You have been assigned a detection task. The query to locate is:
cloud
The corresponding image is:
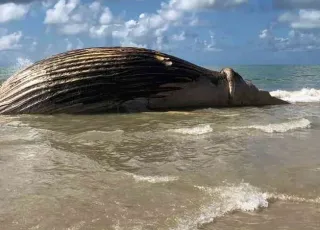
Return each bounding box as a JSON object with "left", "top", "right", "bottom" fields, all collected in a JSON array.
[
  {"left": 44, "top": 0, "right": 79, "bottom": 24},
  {"left": 170, "top": 0, "right": 248, "bottom": 11},
  {"left": 0, "top": 31, "right": 22, "bottom": 51},
  {"left": 44, "top": 0, "right": 108, "bottom": 35},
  {"left": 279, "top": 9, "right": 320, "bottom": 29},
  {"left": 273, "top": 0, "right": 320, "bottom": 10},
  {"left": 102, "top": 0, "right": 247, "bottom": 50},
  {"left": 99, "top": 7, "right": 113, "bottom": 24},
  {"left": 107, "top": 11, "right": 173, "bottom": 50},
  {"left": 0, "top": 2, "right": 29, "bottom": 23},
  {"left": 59, "top": 23, "right": 88, "bottom": 35},
  {"left": 64, "top": 37, "right": 84, "bottom": 51},
  {"left": 42, "top": 0, "right": 246, "bottom": 53},
  {"left": 172, "top": 31, "right": 186, "bottom": 41},
  {"left": 193, "top": 32, "right": 222, "bottom": 52},
  {"left": 259, "top": 28, "right": 320, "bottom": 51}
]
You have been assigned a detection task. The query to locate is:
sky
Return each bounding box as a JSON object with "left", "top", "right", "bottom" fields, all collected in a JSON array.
[{"left": 1, "top": 0, "right": 320, "bottom": 66}]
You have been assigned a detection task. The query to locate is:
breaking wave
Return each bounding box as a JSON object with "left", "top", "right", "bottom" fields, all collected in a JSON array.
[
  {"left": 127, "top": 173, "right": 178, "bottom": 183},
  {"left": 173, "top": 182, "right": 320, "bottom": 230},
  {"left": 270, "top": 88, "right": 320, "bottom": 103},
  {"left": 70, "top": 130, "right": 124, "bottom": 144},
  {"left": 231, "top": 118, "right": 311, "bottom": 133},
  {"left": 169, "top": 124, "right": 213, "bottom": 135}
]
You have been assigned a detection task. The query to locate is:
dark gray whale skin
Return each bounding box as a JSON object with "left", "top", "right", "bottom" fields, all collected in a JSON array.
[{"left": 0, "top": 47, "right": 288, "bottom": 114}]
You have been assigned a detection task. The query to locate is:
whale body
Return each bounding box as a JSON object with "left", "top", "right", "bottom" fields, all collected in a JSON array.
[{"left": 0, "top": 47, "right": 288, "bottom": 114}]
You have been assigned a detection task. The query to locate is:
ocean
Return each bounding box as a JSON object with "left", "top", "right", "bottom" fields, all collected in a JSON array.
[{"left": 0, "top": 64, "right": 320, "bottom": 230}]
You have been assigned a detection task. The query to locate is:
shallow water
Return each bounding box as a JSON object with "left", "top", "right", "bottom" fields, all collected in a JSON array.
[{"left": 0, "top": 65, "right": 320, "bottom": 229}]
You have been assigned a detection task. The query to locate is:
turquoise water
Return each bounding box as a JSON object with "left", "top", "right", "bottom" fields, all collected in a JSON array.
[
  {"left": 0, "top": 67, "right": 15, "bottom": 82},
  {"left": 235, "top": 65, "right": 320, "bottom": 91},
  {"left": 0, "top": 65, "right": 320, "bottom": 230}
]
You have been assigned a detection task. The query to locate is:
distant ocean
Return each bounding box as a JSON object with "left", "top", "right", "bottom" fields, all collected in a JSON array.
[{"left": 1, "top": 61, "right": 320, "bottom": 229}]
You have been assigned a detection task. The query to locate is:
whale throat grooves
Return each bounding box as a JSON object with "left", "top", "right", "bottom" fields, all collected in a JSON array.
[{"left": 0, "top": 47, "right": 214, "bottom": 114}]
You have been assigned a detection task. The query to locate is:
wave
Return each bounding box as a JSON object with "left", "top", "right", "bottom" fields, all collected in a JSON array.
[
  {"left": 267, "top": 193, "right": 320, "bottom": 204},
  {"left": 127, "top": 173, "right": 178, "bottom": 183},
  {"left": 217, "top": 113, "right": 240, "bottom": 117},
  {"left": 173, "top": 182, "right": 320, "bottom": 230},
  {"left": 270, "top": 88, "right": 320, "bottom": 103},
  {"left": 169, "top": 124, "right": 213, "bottom": 135},
  {"left": 70, "top": 130, "right": 124, "bottom": 144},
  {"left": 231, "top": 118, "right": 311, "bottom": 133}
]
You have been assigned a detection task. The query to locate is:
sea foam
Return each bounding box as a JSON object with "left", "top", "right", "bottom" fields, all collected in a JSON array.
[
  {"left": 169, "top": 124, "right": 213, "bottom": 135},
  {"left": 127, "top": 173, "right": 178, "bottom": 183},
  {"left": 173, "top": 183, "right": 268, "bottom": 230},
  {"left": 70, "top": 130, "right": 124, "bottom": 144},
  {"left": 270, "top": 88, "right": 320, "bottom": 103},
  {"left": 231, "top": 118, "right": 311, "bottom": 133},
  {"left": 173, "top": 182, "right": 320, "bottom": 230}
]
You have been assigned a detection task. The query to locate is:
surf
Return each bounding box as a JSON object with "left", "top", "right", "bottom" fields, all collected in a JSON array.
[{"left": 271, "top": 88, "right": 320, "bottom": 103}]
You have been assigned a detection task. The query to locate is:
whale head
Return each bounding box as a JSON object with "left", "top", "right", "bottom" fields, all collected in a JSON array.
[{"left": 219, "top": 68, "right": 289, "bottom": 106}]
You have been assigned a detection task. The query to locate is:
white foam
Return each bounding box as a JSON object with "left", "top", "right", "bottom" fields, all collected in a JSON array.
[
  {"left": 127, "top": 173, "right": 178, "bottom": 183},
  {"left": 218, "top": 114, "right": 240, "bottom": 117},
  {"left": 231, "top": 118, "right": 311, "bottom": 133},
  {"left": 173, "top": 182, "right": 320, "bottom": 230},
  {"left": 265, "top": 193, "right": 320, "bottom": 204},
  {"left": 173, "top": 183, "right": 268, "bottom": 230},
  {"left": 70, "top": 130, "right": 124, "bottom": 144},
  {"left": 270, "top": 88, "right": 320, "bottom": 103},
  {"left": 169, "top": 124, "right": 213, "bottom": 135}
]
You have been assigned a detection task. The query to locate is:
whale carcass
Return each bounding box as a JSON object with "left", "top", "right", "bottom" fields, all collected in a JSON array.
[{"left": 0, "top": 47, "right": 288, "bottom": 114}]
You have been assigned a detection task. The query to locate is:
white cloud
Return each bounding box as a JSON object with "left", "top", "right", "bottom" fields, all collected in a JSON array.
[
  {"left": 191, "top": 32, "right": 222, "bottom": 52},
  {"left": 59, "top": 23, "right": 88, "bottom": 35},
  {"left": 89, "top": 25, "right": 110, "bottom": 38},
  {"left": 109, "top": 0, "right": 247, "bottom": 50},
  {"left": 172, "top": 31, "right": 186, "bottom": 41},
  {"left": 44, "top": 0, "right": 245, "bottom": 51},
  {"left": 44, "top": 0, "right": 115, "bottom": 36},
  {"left": 120, "top": 41, "right": 147, "bottom": 48},
  {"left": 0, "top": 31, "right": 22, "bottom": 51},
  {"left": 63, "top": 38, "right": 84, "bottom": 51},
  {"left": 99, "top": 7, "right": 113, "bottom": 24},
  {"left": 259, "top": 29, "right": 270, "bottom": 39},
  {"left": 89, "top": 1, "right": 100, "bottom": 13},
  {"left": 0, "top": 3, "right": 29, "bottom": 23},
  {"left": 259, "top": 28, "right": 320, "bottom": 51},
  {"left": 169, "top": 0, "right": 248, "bottom": 11},
  {"left": 279, "top": 9, "right": 320, "bottom": 29},
  {"left": 204, "top": 33, "right": 222, "bottom": 51},
  {"left": 44, "top": 0, "right": 79, "bottom": 24}
]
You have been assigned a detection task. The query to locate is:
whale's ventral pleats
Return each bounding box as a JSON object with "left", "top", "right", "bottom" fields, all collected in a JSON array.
[{"left": 0, "top": 47, "right": 288, "bottom": 114}]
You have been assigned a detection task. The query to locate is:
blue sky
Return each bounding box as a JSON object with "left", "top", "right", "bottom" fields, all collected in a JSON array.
[{"left": 1, "top": 0, "right": 320, "bottom": 66}]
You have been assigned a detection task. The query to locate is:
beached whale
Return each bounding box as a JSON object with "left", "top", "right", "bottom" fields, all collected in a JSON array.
[{"left": 0, "top": 47, "right": 288, "bottom": 114}]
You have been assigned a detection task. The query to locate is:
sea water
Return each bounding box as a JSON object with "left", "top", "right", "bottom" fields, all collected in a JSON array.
[{"left": 0, "top": 64, "right": 320, "bottom": 229}]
